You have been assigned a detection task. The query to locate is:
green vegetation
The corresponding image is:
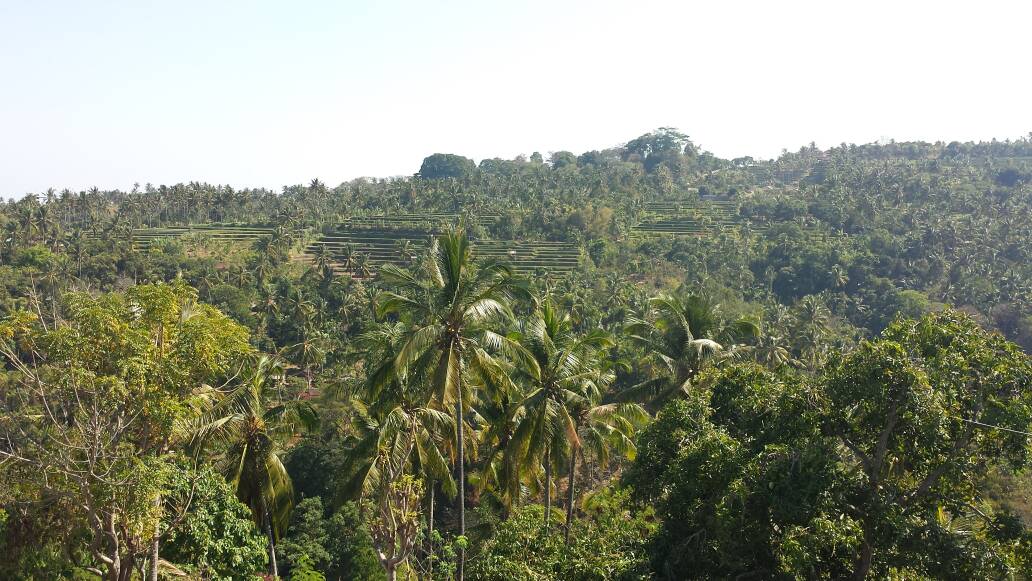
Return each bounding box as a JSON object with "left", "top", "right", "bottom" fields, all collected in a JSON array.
[
  {"left": 2, "top": 130, "right": 1032, "bottom": 579},
  {"left": 306, "top": 227, "right": 580, "bottom": 277},
  {"left": 126, "top": 225, "right": 274, "bottom": 252}
]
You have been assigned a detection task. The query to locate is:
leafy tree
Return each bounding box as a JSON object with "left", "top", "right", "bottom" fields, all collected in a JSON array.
[
  {"left": 290, "top": 554, "right": 327, "bottom": 581},
  {"left": 627, "top": 311, "right": 1032, "bottom": 580},
  {"left": 624, "top": 366, "right": 858, "bottom": 579},
  {"left": 278, "top": 497, "right": 333, "bottom": 574},
  {"left": 277, "top": 497, "right": 383, "bottom": 581},
  {"left": 549, "top": 151, "right": 578, "bottom": 170},
  {"left": 468, "top": 491, "right": 654, "bottom": 581},
  {"left": 624, "top": 128, "right": 693, "bottom": 172},
  {"left": 0, "top": 282, "right": 252, "bottom": 581},
  {"left": 418, "top": 154, "right": 477, "bottom": 180},
  {"left": 323, "top": 503, "right": 385, "bottom": 581},
  {"left": 822, "top": 309, "right": 1032, "bottom": 578},
  {"left": 161, "top": 462, "right": 268, "bottom": 580}
]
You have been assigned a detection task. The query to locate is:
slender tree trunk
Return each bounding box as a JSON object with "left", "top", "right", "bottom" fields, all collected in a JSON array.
[
  {"left": 544, "top": 445, "right": 552, "bottom": 533},
  {"left": 386, "top": 563, "right": 397, "bottom": 581},
  {"left": 427, "top": 483, "right": 435, "bottom": 579},
  {"left": 148, "top": 494, "right": 161, "bottom": 581},
  {"left": 455, "top": 389, "right": 466, "bottom": 581},
  {"left": 564, "top": 450, "right": 577, "bottom": 545},
  {"left": 852, "top": 521, "right": 874, "bottom": 580},
  {"left": 265, "top": 507, "right": 279, "bottom": 578}
]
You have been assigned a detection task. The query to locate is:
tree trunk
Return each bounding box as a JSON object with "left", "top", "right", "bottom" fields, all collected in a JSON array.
[
  {"left": 455, "top": 390, "right": 466, "bottom": 581},
  {"left": 427, "top": 483, "right": 435, "bottom": 579},
  {"left": 851, "top": 521, "right": 874, "bottom": 580},
  {"left": 148, "top": 494, "right": 161, "bottom": 581},
  {"left": 544, "top": 445, "right": 552, "bottom": 533},
  {"left": 386, "top": 563, "right": 397, "bottom": 581},
  {"left": 265, "top": 507, "right": 279, "bottom": 578},
  {"left": 564, "top": 450, "right": 577, "bottom": 546},
  {"left": 117, "top": 558, "right": 135, "bottom": 581}
]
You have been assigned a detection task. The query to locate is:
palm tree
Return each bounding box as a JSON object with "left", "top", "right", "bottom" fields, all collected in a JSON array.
[
  {"left": 394, "top": 239, "right": 416, "bottom": 265},
  {"left": 625, "top": 293, "right": 759, "bottom": 407},
  {"left": 349, "top": 321, "right": 457, "bottom": 580},
  {"left": 793, "top": 294, "right": 831, "bottom": 370},
  {"left": 312, "top": 244, "right": 335, "bottom": 284},
  {"left": 286, "top": 288, "right": 316, "bottom": 329},
  {"left": 563, "top": 363, "right": 647, "bottom": 545},
  {"left": 505, "top": 301, "right": 612, "bottom": 531},
  {"left": 830, "top": 264, "right": 849, "bottom": 288},
  {"left": 286, "top": 327, "right": 329, "bottom": 394},
  {"left": 355, "top": 253, "right": 374, "bottom": 279},
  {"left": 375, "top": 228, "right": 529, "bottom": 580},
  {"left": 339, "top": 243, "right": 357, "bottom": 272},
  {"left": 254, "top": 284, "right": 280, "bottom": 340},
  {"left": 753, "top": 332, "right": 794, "bottom": 368},
  {"left": 193, "top": 356, "right": 317, "bottom": 578}
]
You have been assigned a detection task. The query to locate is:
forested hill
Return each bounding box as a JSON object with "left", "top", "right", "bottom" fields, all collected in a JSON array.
[
  {"left": 2, "top": 130, "right": 1032, "bottom": 580},
  {"left": 4, "top": 129, "right": 1031, "bottom": 350}
]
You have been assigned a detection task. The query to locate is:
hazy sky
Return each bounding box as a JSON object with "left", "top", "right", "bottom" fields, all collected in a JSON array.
[{"left": 2, "top": 0, "right": 1030, "bottom": 197}]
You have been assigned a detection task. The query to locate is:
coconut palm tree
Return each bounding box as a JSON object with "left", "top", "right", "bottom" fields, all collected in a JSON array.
[
  {"left": 354, "top": 320, "right": 459, "bottom": 485},
  {"left": 625, "top": 292, "right": 759, "bottom": 407},
  {"left": 355, "top": 253, "right": 374, "bottom": 279},
  {"left": 793, "top": 294, "right": 831, "bottom": 370},
  {"left": 374, "top": 228, "right": 529, "bottom": 580},
  {"left": 339, "top": 243, "right": 358, "bottom": 272},
  {"left": 285, "top": 327, "right": 329, "bottom": 394},
  {"left": 754, "top": 332, "right": 794, "bottom": 369},
  {"left": 192, "top": 355, "right": 317, "bottom": 579},
  {"left": 563, "top": 362, "right": 647, "bottom": 545},
  {"left": 346, "top": 322, "right": 458, "bottom": 580},
  {"left": 504, "top": 301, "right": 612, "bottom": 530},
  {"left": 312, "top": 244, "right": 336, "bottom": 284},
  {"left": 830, "top": 264, "right": 849, "bottom": 288}
]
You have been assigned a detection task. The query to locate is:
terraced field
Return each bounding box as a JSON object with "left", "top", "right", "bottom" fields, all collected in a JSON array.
[
  {"left": 633, "top": 201, "right": 743, "bottom": 235},
  {"left": 341, "top": 213, "right": 498, "bottom": 231},
  {"left": 305, "top": 228, "right": 579, "bottom": 277},
  {"left": 122, "top": 225, "right": 274, "bottom": 251},
  {"left": 633, "top": 200, "right": 842, "bottom": 242}
]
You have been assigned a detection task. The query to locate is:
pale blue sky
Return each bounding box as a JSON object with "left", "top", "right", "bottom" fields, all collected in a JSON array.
[{"left": 1, "top": 0, "right": 1030, "bottom": 197}]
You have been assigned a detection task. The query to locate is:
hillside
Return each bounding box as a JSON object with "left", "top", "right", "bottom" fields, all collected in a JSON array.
[{"left": 2, "top": 130, "right": 1032, "bottom": 579}]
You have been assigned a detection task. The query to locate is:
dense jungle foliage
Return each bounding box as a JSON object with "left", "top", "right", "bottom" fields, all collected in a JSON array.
[{"left": 2, "top": 129, "right": 1032, "bottom": 580}]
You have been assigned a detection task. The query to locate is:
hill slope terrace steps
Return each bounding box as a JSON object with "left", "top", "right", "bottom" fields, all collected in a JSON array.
[
  {"left": 85, "top": 224, "right": 275, "bottom": 251},
  {"left": 632, "top": 200, "right": 841, "bottom": 242},
  {"left": 303, "top": 230, "right": 580, "bottom": 278}
]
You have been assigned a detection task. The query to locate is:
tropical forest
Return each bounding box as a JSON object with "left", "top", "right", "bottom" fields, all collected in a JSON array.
[{"left": 2, "top": 130, "right": 1032, "bottom": 580}]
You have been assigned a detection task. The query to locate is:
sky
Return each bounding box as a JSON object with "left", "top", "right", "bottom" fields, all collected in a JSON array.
[{"left": 1, "top": 0, "right": 1030, "bottom": 197}]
